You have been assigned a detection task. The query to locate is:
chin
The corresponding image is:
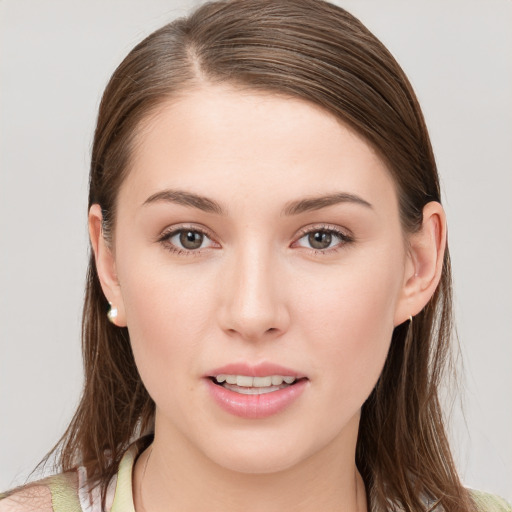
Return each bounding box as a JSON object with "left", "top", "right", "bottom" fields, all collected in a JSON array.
[
  {"left": 208, "top": 443, "right": 305, "bottom": 475},
  {"left": 196, "top": 425, "right": 328, "bottom": 476}
]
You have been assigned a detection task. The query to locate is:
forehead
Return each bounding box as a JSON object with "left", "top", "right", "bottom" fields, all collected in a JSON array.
[{"left": 119, "top": 84, "right": 398, "bottom": 216}]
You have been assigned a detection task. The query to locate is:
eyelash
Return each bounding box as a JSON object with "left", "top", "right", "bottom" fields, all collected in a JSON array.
[{"left": 157, "top": 224, "right": 353, "bottom": 257}]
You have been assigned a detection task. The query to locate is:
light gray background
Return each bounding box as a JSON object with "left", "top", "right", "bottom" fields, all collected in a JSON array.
[{"left": 1, "top": 0, "right": 511, "bottom": 500}]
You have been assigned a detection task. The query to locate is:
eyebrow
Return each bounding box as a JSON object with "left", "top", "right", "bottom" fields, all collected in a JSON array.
[
  {"left": 282, "top": 192, "right": 373, "bottom": 216},
  {"left": 142, "top": 189, "right": 373, "bottom": 216},
  {"left": 143, "top": 189, "right": 226, "bottom": 215}
]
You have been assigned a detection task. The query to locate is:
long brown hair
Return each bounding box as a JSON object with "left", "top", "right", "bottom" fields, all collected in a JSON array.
[{"left": 48, "top": 1, "right": 474, "bottom": 510}]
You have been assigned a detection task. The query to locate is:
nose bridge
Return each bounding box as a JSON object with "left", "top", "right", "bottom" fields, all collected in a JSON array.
[{"left": 219, "top": 238, "right": 288, "bottom": 340}]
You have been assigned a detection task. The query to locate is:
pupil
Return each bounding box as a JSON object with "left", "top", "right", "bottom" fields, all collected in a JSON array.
[
  {"left": 180, "top": 231, "right": 203, "bottom": 249},
  {"left": 309, "top": 231, "right": 331, "bottom": 249}
]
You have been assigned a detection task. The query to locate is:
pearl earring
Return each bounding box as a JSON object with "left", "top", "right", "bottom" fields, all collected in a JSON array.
[{"left": 107, "top": 302, "right": 118, "bottom": 324}]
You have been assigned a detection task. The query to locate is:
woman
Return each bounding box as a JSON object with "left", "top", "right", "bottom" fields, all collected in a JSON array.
[{"left": 1, "top": 0, "right": 510, "bottom": 510}]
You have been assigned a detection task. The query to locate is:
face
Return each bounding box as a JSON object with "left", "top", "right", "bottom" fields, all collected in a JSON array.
[{"left": 102, "top": 85, "right": 415, "bottom": 473}]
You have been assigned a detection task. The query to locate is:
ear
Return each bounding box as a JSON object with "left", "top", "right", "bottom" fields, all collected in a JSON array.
[
  {"left": 88, "top": 204, "right": 127, "bottom": 327},
  {"left": 394, "top": 201, "right": 447, "bottom": 326}
]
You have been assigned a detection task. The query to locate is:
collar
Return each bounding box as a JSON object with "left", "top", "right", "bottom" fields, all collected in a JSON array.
[{"left": 109, "top": 445, "right": 138, "bottom": 512}]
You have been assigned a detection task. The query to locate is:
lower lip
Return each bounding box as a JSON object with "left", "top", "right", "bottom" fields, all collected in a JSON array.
[{"left": 205, "top": 378, "right": 308, "bottom": 419}]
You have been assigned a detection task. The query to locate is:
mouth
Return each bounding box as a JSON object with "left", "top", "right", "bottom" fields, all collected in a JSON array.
[
  {"left": 205, "top": 365, "right": 308, "bottom": 418},
  {"left": 209, "top": 374, "right": 305, "bottom": 395}
]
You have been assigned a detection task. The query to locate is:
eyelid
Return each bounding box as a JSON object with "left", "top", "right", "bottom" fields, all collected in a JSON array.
[
  {"left": 157, "top": 223, "right": 215, "bottom": 240},
  {"left": 294, "top": 223, "right": 352, "bottom": 239}
]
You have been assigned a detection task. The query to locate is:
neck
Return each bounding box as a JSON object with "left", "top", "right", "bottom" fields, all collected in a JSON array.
[{"left": 133, "top": 415, "right": 367, "bottom": 512}]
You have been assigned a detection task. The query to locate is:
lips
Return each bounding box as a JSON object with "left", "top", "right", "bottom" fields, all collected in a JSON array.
[
  {"left": 205, "top": 362, "right": 308, "bottom": 419},
  {"left": 207, "top": 362, "right": 306, "bottom": 379}
]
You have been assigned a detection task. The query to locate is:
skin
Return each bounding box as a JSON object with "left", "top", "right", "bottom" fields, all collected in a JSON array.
[{"left": 89, "top": 85, "right": 446, "bottom": 512}]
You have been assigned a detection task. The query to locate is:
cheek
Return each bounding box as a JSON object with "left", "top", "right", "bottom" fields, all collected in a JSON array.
[
  {"left": 117, "top": 260, "right": 217, "bottom": 403},
  {"left": 295, "top": 252, "right": 403, "bottom": 399}
]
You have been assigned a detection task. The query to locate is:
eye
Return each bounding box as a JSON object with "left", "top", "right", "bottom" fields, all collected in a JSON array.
[
  {"left": 159, "top": 227, "right": 217, "bottom": 254},
  {"left": 293, "top": 226, "right": 352, "bottom": 252}
]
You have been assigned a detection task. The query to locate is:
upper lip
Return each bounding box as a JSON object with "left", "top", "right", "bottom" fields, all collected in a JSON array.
[{"left": 207, "top": 362, "right": 306, "bottom": 379}]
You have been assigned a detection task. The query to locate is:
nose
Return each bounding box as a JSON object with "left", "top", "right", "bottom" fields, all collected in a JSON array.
[{"left": 217, "top": 243, "right": 290, "bottom": 342}]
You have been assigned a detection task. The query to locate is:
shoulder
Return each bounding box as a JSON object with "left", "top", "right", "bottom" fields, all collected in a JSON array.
[
  {"left": 470, "top": 489, "right": 512, "bottom": 512},
  {"left": 0, "top": 472, "right": 81, "bottom": 512},
  {"left": 0, "top": 484, "right": 53, "bottom": 512}
]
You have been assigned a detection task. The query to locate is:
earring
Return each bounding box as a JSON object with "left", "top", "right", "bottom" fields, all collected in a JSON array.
[
  {"left": 404, "top": 315, "right": 414, "bottom": 350},
  {"left": 107, "top": 302, "right": 118, "bottom": 324}
]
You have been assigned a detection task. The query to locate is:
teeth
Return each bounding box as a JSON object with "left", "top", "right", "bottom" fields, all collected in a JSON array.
[
  {"left": 214, "top": 374, "right": 297, "bottom": 387},
  {"left": 253, "top": 376, "right": 272, "bottom": 387},
  {"left": 236, "top": 375, "right": 253, "bottom": 387},
  {"left": 271, "top": 375, "right": 282, "bottom": 386}
]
